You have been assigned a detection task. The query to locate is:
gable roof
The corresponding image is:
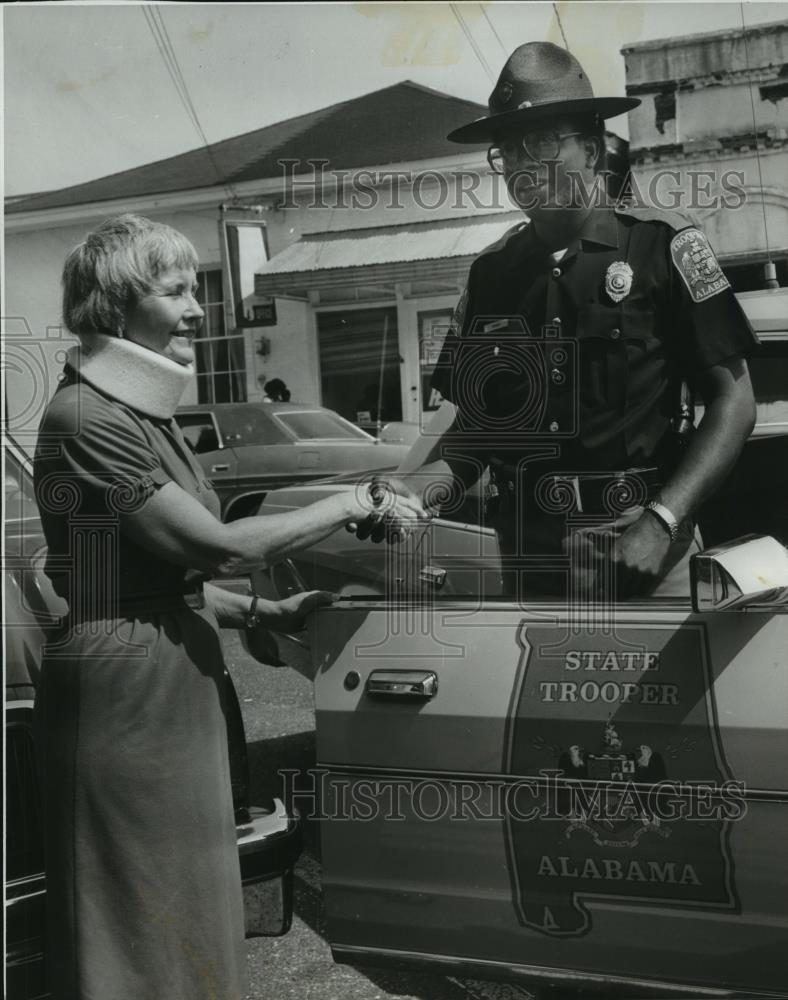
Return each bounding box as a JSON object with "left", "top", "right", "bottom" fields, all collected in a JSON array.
[{"left": 7, "top": 82, "right": 487, "bottom": 215}]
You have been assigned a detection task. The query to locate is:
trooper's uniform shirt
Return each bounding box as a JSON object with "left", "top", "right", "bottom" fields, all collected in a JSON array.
[{"left": 432, "top": 204, "right": 759, "bottom": 476}]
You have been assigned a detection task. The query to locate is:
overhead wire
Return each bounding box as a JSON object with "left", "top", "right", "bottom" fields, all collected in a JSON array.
[
  {"left": 141, "top": 8, "right": 199, "bottom": 140},
  {"left": 480, "top": 4, "right": 508, "bottom": 59},
  {"left": 552, "top": 3, "right": 570, "bottom": 50},
  {"left": 739, "top": 2, "right": 775, "bottom": 285},
  {"left": 141, "top": 5, "right": 238, "bottom": 201},
  {"left": 451, "top": 3, "right": 496, "bottom": 83}
]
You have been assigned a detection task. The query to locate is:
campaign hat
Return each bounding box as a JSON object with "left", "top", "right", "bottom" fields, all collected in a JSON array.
[{"left": 448, "top": 42, "right": 640, "bottom": 143}]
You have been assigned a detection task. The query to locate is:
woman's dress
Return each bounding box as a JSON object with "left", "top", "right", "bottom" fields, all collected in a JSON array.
[{"left": 33, "top": 370, "right": 247, "bottom": 1000}]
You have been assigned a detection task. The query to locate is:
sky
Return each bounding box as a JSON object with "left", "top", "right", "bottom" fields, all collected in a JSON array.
[{"left": 3, "top": 1, "right": 787, "bottom": 198}]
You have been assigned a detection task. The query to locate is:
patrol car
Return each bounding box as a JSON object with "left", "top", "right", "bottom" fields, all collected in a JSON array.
[{"left": 254, "top": 287, "right": 788, "bottom": 997}]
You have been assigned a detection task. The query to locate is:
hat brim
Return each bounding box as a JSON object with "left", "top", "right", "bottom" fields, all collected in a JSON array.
[{"left": 447, "top": 97, "right": 640, "bottom": 144}]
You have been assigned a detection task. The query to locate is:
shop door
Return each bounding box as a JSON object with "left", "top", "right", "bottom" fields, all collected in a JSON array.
[{"left": 317, "top": 307, "right": 401, "bottom": 432}]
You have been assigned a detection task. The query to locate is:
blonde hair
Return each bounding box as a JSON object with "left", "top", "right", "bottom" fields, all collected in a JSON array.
[{"left": 62, "top": 214, "right": 199, "bottom": 337}]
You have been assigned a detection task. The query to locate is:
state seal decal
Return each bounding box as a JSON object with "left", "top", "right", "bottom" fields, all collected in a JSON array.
[{"left": 605, "top": 261, "right": 633, "bottom": 303}]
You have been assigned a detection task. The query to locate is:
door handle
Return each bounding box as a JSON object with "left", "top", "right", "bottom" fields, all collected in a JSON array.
[
  {"left": 366, "top": 670, "right": 438, "bottom": 700},
  {"left": 211, "top": 464, "right": 230, "bottom": 472}
]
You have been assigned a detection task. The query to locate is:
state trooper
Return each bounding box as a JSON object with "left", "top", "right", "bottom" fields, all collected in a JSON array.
[{"left": 418, "top": 42, "right": 759, "bottom": 600}]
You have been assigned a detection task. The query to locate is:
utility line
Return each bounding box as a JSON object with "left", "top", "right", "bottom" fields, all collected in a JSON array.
[
  {"left": 552, "top": 3, "right": 570, "bottom": 50},
  {"left": 451, "top": 3, "right": 496, "bottom": 83},
  {"left": 739, "top": 2, "right": 774, "bottom": 283},
  {"left": 480, "top": 3, "right": 508, "bottom": 59},
  {"left": 142, "top": 8, "right": 199, "bottom": 140},
  {"left": 141, "top": 5, "right": 238, "bottom": 201}
]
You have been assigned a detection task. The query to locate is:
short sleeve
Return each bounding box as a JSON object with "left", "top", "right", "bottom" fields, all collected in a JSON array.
[
  {"left": 668, "top": 226, "right": 760, "bottom": 374},
  {"left": 35, "top": 385, "right": 172, "bottom": 520}
]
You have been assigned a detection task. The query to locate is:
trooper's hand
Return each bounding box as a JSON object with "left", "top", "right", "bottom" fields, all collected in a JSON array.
[
  {"left": 567, "top": 508, "right": 671, "bottom": 599},
  {"left": 347, "top": 475, "right": 430, "bottom": 544},
  {"left": 609, "top": 509, "right": 672, "bottom": 597}
]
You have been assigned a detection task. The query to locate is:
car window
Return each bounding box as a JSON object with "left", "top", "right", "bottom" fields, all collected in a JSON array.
[
  {"left": 749, "top": 343, "right": 788, "bottom": 432},
  {"left": 273, "top": 410, "right": 372, "bottom": 441},
  {"left": 174, "top": 414, "right": 221, "bottom": 454},
  {"left": 213, "top": 405, "right": 286, "bottom": 446}
]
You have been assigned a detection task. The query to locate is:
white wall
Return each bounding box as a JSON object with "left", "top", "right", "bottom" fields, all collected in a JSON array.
[
  {"left": 396, "top": 291, "right": 459, "bottom": 424},
  {"left": 632, "top": 148, "right": 788, "bottom": 258},
  {"left": 4, "top": 154, "right": 506, "bottom": 445},
  {"left": 5, "top": 207, "right": 277, "bottom": 440}
]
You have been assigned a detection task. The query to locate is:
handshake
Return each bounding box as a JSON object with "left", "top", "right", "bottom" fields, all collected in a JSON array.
[{"left": 346, "top": 475, "right": 433, "bottom": 544}]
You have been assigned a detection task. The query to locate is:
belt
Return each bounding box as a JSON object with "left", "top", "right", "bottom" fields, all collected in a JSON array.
[{"left": 488, "top": 464, "right": 667, "bottom": 517}]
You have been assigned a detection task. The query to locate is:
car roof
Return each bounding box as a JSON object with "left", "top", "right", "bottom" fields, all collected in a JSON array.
[{"left": 737, "top": 287, "right": 788, "bottom": 341}]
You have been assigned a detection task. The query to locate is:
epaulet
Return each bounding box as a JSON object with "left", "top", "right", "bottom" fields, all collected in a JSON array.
[
  {"left": 614, "top": 201, "right": 697, "bottom": 232},
  {"left": 476, "top": 218, "right": 529, "bottom": 258}
]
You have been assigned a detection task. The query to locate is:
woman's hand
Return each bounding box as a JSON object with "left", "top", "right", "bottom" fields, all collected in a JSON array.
[
  {"left": 262, "top": 589, "right": 337, "bottom": 633},
  {"left": 205, "top": 583, "right": 335, "bottom": 631},
  {"left": 235, "top": 590, "right": 336, "bottom": 667},
  {"left": 347, "top": 475, "right": 431, "bottom": 543}
]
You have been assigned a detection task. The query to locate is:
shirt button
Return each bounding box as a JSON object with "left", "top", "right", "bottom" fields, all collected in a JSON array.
[
  {"left": 549, "top": 420, "right": 560, "bottom": 432},
  {"left": 610, "top": 327, "right": 621, "bottom": 340},
  {"left": 551, "top": 267, "right": 561, "bottom": 278}
]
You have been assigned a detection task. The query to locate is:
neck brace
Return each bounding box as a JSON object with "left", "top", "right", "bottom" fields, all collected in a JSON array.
[{"left": 65, "top": 334, "right": 194, "bottom": 420}]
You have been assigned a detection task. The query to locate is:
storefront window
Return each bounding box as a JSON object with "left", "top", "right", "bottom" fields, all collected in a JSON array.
[
  {"left": 317, "top": 306, "right": 402, "bottom": 432},
  {"left": 194, "top": 269, "right": 247, "bottom": 404}
]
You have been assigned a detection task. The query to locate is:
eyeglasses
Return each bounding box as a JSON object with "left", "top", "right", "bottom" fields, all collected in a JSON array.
[{"left": 487, "top": 130, "right": 585, "bottom": 173}]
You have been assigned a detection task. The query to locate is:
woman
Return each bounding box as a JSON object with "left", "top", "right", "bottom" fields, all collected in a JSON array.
[{"left": 33, "top": 214, "right": 426, "bottom": 1000}]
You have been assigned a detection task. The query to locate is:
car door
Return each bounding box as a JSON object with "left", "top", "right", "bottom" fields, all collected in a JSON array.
[
  {"left": 173, "top": 410, "right": 238, "bottom": 510},
  {"left": 307, "top": 526, "right": 788, "bottom": 995},
  {"left": 213, "top": 405, "right": 307, "bottom": 519}
]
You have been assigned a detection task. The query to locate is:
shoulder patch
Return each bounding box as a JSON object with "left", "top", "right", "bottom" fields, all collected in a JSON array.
[{"left": 670, "top": 228, "right": 730, "bottom": 303}]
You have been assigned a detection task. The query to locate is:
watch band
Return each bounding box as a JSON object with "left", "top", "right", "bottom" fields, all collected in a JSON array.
[
  {"left": 245, "top": 595, "right": 261, "bottom": 630},
  {"left": 645, "top": 501, "right": 679, "bottom": 542}
]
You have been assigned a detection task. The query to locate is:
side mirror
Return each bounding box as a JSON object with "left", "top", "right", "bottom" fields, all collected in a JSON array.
[{"left": 691, "top": 534, "right": 788, "bottom": 611}]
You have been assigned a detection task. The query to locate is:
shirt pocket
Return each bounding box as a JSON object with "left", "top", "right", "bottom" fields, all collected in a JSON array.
[{"left": 576, "top": 303, "right": 656, "bottom": 411}]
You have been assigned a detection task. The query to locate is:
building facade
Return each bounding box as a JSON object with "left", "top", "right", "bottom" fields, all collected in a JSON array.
[
  {"left": 623, "top": 20, "right": 788, "bottom": 288},
  {"left": 6, "top": 22, "right": 787, "bottom": 446},
  {"left": 4, "top": 83, "right": 508, "bottom": 442}
]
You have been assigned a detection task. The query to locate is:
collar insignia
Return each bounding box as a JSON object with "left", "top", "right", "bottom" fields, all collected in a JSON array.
[{"left": 496, "top": 81, "right": 513, "bottom": 105}]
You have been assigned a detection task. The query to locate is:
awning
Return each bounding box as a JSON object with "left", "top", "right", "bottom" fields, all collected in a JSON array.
[{"left": 254, "top": 212, "right": 522, "bottom": 298}]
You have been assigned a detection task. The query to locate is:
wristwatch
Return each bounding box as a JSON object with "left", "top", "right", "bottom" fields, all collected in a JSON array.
[
  {"left": 645, "top": 500, "right": 680, "bottom": 542},
  {"left": 245, "top": 595, "right": 263, "bottom": 629}
]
